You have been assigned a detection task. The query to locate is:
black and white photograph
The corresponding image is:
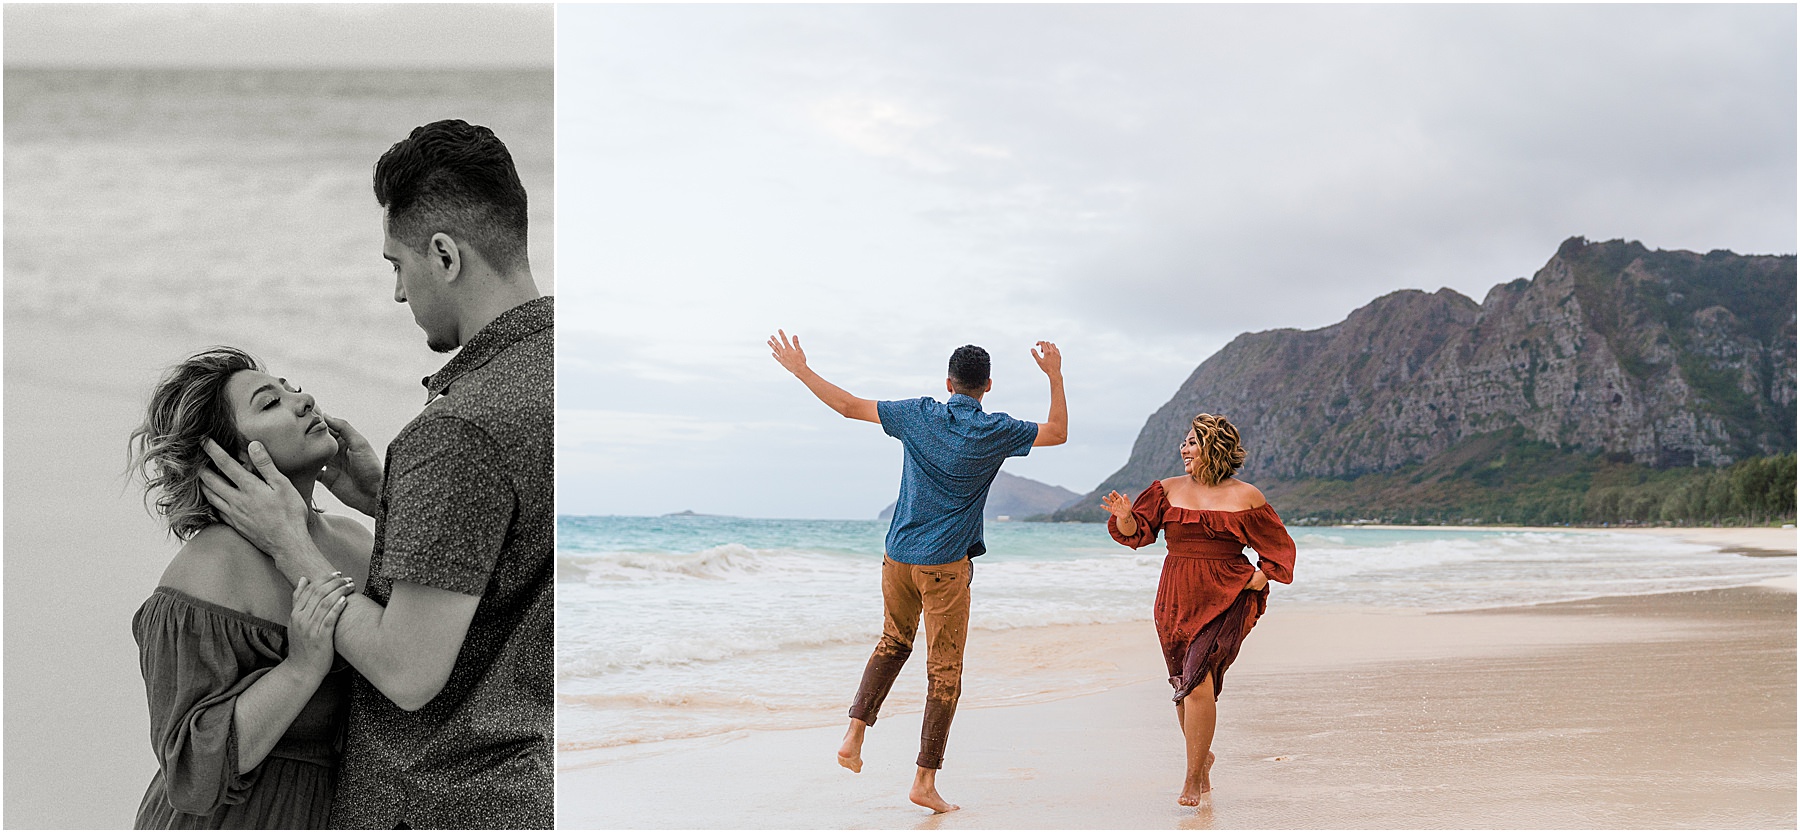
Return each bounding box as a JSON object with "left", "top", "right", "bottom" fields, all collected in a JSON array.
[{"left": 4, "top": 5, "right": 554, "bottom": 828}]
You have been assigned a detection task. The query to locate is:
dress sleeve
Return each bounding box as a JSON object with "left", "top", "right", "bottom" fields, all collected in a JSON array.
[
  {"left": 1107, "top": 481, "right": 1166, "bottom": 549},
  {"left": 133, "top": 594, "right": 269, "bottom": 815},
  {"left": 1244, "top": 504, "right": 1297, "bottom": 584}
]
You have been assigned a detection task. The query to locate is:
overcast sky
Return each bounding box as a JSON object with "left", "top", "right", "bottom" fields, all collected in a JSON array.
[
  {"left": 557, "top": 4, "right": 1796, "bottom": 519},
  {"left": 4, "top": 4, "right": 552, "bottom": 68}
]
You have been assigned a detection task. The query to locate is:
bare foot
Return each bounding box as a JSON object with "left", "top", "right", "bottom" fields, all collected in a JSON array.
[
  {"left": 1177, "top": 752, "right": 1215, "bottom": 806},
  {"left": 911, "top": 767, "right": 960, "bottom": 814},
  {"left": 909, "top": 783, "right": 960, "bottom": 814},
  {"left": 837, "top": 723, "right": 864, "bottom": 773}
]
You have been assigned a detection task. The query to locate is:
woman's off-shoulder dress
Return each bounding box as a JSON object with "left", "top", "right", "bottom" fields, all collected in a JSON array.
[
  {"left": 1108, "top": 480, "right": 1297, "bottom": 702},
  {"left": 132, "top": 587, "right": 348, "bottom": 829}
]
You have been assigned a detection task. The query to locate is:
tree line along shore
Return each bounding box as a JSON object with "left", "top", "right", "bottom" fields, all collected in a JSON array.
[{"left": 1035, "top": 443, "right": 1795, "bottom": 528}]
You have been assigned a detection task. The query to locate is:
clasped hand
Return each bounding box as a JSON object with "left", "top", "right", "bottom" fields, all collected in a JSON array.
[{"left": 287, "top": 573, "right": 356, "bottom": 677}]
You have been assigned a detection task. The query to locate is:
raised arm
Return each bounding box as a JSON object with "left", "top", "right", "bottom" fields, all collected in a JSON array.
[
  {"left": 768, "top": 329, "right": 879, "bottom": 423},
  {"left": 1031, "top": 340, "right": 1067, "bottom": 446}
]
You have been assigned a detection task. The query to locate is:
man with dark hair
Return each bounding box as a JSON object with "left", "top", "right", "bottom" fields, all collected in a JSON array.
[
  {"left": 201, "top": 119, "right": 552, "bottom": 828},
  {"left": 768, "top": 330, "right": 1067, "bottom": 814}
]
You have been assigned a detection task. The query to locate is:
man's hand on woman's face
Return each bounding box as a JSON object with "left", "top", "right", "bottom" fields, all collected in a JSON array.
[
  {"left": 318, "top": 412, "right": 383, "bottom": 518},
  {"left": 197, "top": 438, "right": 312, "bottom": 562}
]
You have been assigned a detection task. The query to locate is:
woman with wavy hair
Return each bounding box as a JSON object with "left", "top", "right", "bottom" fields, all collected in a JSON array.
[
  {"left": 127, "top": 347, "right": 371, "bottom": 829},
  {"left": 1102, "top": 413, "right": 1296, "bottom": 806}
]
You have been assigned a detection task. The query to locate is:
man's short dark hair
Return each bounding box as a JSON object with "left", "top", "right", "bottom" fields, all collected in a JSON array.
[
  {"left": 374, "top": 119, "right": 529, "bottom": 273},
  {"left": 948, "top": 345, "right": 990, "bottom": 394}
]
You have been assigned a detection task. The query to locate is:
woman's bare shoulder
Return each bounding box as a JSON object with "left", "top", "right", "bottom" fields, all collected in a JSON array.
[
  {"left": 318, "top": 513, "right": 374, "bottom": 571},
  {"left": 318, "top": 513, "right": 372, "bottom": 545},
  {"left": 157, "top": 525, "right": 284, "bottom": 615},
  {"left": 1228, "top": 479, "right": 1269, "bottom": 507}
]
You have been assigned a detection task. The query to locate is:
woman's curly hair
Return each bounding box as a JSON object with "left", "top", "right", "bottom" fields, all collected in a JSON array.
[
  {"left": 128, "top": 347, "right": 261, "bottom": 540},
  {"left": 1188, "top": 413, "right": 1246, "bottom": 487}
]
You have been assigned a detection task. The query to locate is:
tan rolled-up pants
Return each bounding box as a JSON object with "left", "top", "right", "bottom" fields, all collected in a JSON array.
[{"left": 846, "top": 555, "right": 972, "bottom": 770}]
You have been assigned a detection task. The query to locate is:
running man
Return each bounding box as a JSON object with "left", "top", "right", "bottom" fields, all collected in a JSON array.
[{"left": 768, "top": 330, "right": 1067, "bottom": 813}]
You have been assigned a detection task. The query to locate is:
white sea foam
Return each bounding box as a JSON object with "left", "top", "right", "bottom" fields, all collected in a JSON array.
[{"left": 557, "top": 517, "right": 1794, "bottom": 747}]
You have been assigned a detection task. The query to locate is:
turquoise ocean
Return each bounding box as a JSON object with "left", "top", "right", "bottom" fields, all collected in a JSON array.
[{"left": 557, "top": 515, "right": 1792, "bottom": 752}]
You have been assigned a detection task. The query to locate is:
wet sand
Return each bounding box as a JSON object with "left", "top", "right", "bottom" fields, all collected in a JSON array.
[
  {"left": 3, "top": 318, "right": 431, "bottom": 828},
  {"left": 1610, "top": 525, "right": 1797, "bottom": 558},
  {"left": 558, "top": 581, "right": 1795, "bottom": 828}
]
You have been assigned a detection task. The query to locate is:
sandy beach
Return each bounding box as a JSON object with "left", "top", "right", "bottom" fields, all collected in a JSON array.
[{"left": 558, "top": 567, "right": 1795, "bottom": 828}]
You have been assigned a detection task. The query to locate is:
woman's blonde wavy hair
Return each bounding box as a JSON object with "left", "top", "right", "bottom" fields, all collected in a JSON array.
[
  {"left": 1187, "top": 413, "right": 1246, "bottom": 487},
  {"left": 127, "top": 347, "right": 261, "bottom": 540}
]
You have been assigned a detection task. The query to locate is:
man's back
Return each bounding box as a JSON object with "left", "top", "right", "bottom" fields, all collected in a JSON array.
[{"left": 878, "top": 393, "right": 1038, "bottom": 565}]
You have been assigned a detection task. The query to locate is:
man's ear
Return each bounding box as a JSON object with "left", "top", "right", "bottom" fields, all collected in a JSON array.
[
  {"left": 946, "top": 377, "right": 956, "bottom": 395},
  {"left": 430, "top": 233, "right": 463, "bottom": 283},
  {"left": 983, "top": 379, "right": 993, "bottom": 394}
]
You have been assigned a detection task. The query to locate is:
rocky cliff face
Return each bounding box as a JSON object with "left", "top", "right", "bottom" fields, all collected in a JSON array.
[{"left": 1064, "top": 239, "right": 1796, "bottom": 514}]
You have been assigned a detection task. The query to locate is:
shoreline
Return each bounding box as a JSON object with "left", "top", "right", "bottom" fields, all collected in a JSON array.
[
  {"left": 557, "top": 580, "right": 1795, "bottom": 828},
  {"left": 1337, "top": 522, "right": 1795, "bottom": 551}
]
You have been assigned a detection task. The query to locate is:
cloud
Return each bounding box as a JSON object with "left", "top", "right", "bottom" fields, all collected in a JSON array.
[
  {"left": 811, "top": 95, "right": 1013, "bottom": 175},
  {"left": 558, "top": 409, "right": 813, "bottom": 449},
  {"left": 556, "top": 3, "right": 1795, "bottom": 515}
]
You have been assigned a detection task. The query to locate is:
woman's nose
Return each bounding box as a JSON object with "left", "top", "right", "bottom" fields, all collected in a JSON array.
[{"left": 297, "top": 392, "right": 316, "bottom": 415}]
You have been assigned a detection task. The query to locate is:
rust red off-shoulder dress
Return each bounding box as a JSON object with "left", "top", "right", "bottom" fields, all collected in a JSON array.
[{"left": 1108, "top": 479, "right": 1296, "bottom": 702}]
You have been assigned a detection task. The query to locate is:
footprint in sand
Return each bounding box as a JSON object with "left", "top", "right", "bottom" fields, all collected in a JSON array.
[{"left": 1262, "top": 754, "right": 1299, "bottom": 762}]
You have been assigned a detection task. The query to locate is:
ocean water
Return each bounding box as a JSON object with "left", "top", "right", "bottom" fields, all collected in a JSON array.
[
  {"left": 4, "top": 68, "right": 554, "bottom": 390},
  {"left": 556, "top": 515, "right": 1794, "bottom": 752}
]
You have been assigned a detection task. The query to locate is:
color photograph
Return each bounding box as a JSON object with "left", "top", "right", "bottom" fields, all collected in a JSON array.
[
  {"left": 4, "top": 5, "right": 554, "bottom": 828},
  {"left": 554, "top": 5, "right": 1795, "bottom": 828}
]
